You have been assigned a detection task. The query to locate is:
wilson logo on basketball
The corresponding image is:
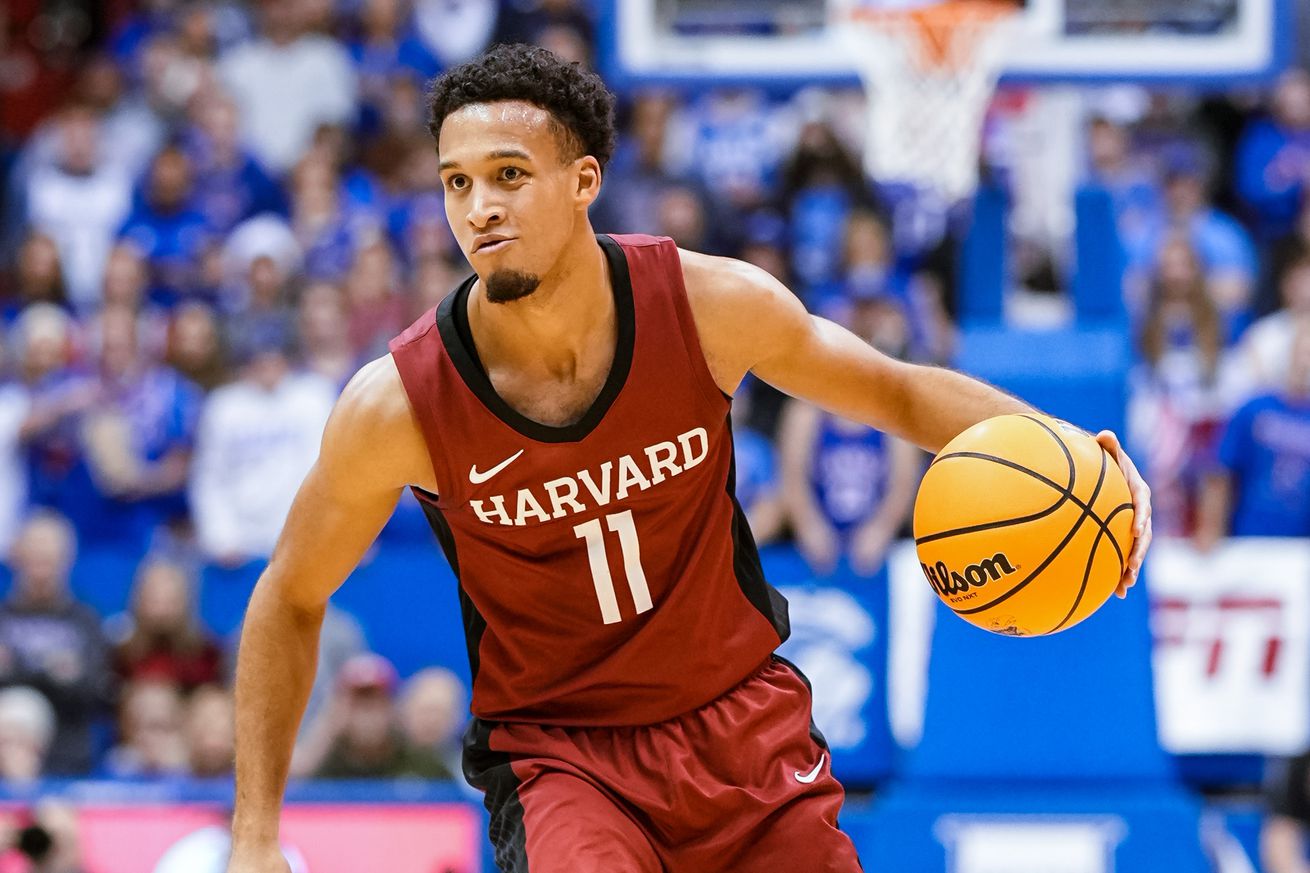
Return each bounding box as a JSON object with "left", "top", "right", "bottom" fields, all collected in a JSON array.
[{"left": 920, "top": 553, "right": 1017, "bottom": 598}]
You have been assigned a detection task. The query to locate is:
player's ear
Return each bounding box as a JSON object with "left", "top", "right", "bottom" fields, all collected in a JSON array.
[{"left": 574, "top": 156, "right": 601, "bottom": 208}]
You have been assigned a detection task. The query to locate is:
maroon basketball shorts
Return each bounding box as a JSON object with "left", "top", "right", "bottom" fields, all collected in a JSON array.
[{"left": 463, "top": 656, "right": 864, "bottom": 873}]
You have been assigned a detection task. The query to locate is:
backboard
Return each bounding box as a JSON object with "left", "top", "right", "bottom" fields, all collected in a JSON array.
[{"left": 599, "top": 0, "right": 1294, "bottom": 90}]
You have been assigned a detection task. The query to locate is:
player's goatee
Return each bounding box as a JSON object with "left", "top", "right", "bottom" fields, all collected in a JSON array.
[{"left": 486, "top": 270, "right": 541, "bottom": 303}]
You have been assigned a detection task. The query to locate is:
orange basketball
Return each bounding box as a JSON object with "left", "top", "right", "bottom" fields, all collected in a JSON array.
[{"left": 913, "top": 413, "right": 1135, "bottom": 637}]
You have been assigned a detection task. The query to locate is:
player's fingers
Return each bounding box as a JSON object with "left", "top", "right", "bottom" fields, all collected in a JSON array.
[
  {"left": 1116, "top": 516, "right": 1152, "bottom": 598},
  {"left": 1130, "top": 516, "right": 1153, "bottom": 573},
  {"left": 1094, "top": 429, "right": 1122, "bottom": 454},
  {"left": 1127, "top": 465, "right": 1152, "bottom": 539},
  {"left": 1098, "top": 429, "right": 1152, "bottom": 538},
  {"left": 1126, "top": 481, "right": 1152, "bottom": 571}
]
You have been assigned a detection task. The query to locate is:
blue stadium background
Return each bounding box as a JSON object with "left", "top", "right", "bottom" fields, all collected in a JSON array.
[{"left": 1, "top": 0, "right": 1309, "bottom": 870}]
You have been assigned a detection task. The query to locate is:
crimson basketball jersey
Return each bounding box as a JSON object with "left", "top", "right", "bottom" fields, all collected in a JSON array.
[{"left": 389, "top": 234, "right": 789, "bottom": 726}]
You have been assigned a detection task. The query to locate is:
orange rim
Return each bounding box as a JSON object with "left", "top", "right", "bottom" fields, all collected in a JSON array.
[{"left": 841, "top": 0, "right": 1020, "bottom": 69}]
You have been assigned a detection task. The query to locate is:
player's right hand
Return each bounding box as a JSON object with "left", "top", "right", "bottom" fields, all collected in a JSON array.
[{"left": 226, "top": 845, "right": 292, "bottom": 873}]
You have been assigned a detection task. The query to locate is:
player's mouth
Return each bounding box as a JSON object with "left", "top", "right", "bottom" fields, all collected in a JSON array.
[{"left": 473, "top": 236, "right": 516, "bottom": 254}]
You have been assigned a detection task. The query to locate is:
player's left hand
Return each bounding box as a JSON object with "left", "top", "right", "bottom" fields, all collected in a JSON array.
[{"left": 1095, "top": 430, "right": 1152, "bottom": 598}]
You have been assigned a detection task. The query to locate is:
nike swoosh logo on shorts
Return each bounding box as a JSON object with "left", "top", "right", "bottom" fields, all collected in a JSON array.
[
  {"left": 794, "top": 753, "right": 826, "bottom": 784},
  {"left": 469, "top": 449, "right": 525, "bottom": 484}
]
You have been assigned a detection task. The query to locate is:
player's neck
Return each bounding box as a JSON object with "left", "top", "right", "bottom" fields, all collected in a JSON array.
[{"left": 469, "top": 232, "right": 613, "bottom": 378}]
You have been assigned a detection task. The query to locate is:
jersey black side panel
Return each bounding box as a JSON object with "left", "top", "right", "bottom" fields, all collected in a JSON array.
[
  {"left": 723, "top": 416, "right": 790, "bottom": 643},
  {"left": 414, "top": 486, "right": 488, "bottom": 685},
  {"left": 463, "top": 719, "right": 531, "bottom": 873}
]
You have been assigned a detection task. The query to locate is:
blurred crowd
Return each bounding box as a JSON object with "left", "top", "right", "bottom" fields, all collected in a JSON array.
[{"left": 0, "top": 0, "right": 1306, "bottom": 851}]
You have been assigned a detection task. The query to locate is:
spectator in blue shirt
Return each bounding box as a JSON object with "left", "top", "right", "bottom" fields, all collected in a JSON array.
[
  {"left": 780, "top": 118, "right": 870, "bottom": 295},
  {"left": 592, "top": 92, "right": 686, "bottom": 238},
  {"left": 79, "top": 305, "right": 202, "bottom": 550},
  {"left": 118, "top": 145, "right": 215, "bottom": 308},
  {"left": 290, "top": 155, "right": 369, "bottom": 281},
  {"left": 683, "top": 89, "right": 785, "bottom": 213},
  {"left": 1197, "top": 318, "right": 1310, "bottom": 545},
  {"left": 1085, "top": 115, "right": 1162, "bottom": 246},
  {"left": 1235, "top": 69, "right": 1310, "bottom": 244},
  {"left": 779, "top": 294, "right": 922, "bottom": 576},
  {"left": 347, "top": 0, "right": 440, "bottom": 137},
  {"left": 14, "top": 304, "right": 97, "bottom": 520},
  {"left": 1129, "top": 145, "right": 1258, "bottom": 333},
  {"left": 385, "top": 138, "right": 457, "bottom": 265},
  {"left": 185, "top": 93, "right": 288, "bottom": 236}
]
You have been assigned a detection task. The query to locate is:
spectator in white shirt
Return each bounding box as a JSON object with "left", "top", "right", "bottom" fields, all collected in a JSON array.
[
  {"left": 1232, "top": 251, "right": 1310, "bottom": 396},
  {"left": 217, "top": 0, "right": 358, "bottom": 175},
  {"left": 22, "top": 106, "right": 133, "bottom": 308},
  {"left": 189, "top": 321, "right": 336, "bottom": 564}
]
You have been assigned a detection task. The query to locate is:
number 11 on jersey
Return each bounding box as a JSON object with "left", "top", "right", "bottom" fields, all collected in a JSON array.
[{"left": 573, "top": 510, "right": 652, "bottom": 624}]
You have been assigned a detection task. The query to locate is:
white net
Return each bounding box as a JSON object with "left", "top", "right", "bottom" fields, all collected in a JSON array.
[{"left": 833, "top": 1, "right": 1022, "bottom": 202}]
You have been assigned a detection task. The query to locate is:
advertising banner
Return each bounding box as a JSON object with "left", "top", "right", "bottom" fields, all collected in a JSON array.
[
  {"left": 1149, "top": 537, "right": 1310, "bottom": 755},
  {"left": 0, "top": 803, "right": 484, "bottom": 873}
]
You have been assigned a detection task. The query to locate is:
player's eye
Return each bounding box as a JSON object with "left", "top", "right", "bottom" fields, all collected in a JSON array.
[
  {"left": 446, "top": 175, "right": 468, "bottom": 191},
  {"left": 501, "top": 167, "right": 524, "bottom": 182}
]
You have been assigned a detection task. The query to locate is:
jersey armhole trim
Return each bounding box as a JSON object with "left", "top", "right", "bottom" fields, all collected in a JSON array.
[
  {"left": 663, "top": 240, "right": 733, "bottom": 411},
  {"left": 388, "top": 333, "right": 452, "bottom": 501}
]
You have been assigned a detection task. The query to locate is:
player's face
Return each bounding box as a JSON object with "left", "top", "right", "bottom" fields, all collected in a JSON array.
[{"left": 438, "top": 101, "right": 598, "bottom": 303}]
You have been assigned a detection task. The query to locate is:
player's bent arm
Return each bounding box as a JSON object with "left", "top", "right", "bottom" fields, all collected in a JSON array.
[
  {"left": 681, "top": 251, "right": 1030, "bottom": 453},
  {"left": 229, "top": 356, "right": 434, "bottom": 866},
  {"left": 684, "top": 251, "right": 1153, "bottom": 588}
]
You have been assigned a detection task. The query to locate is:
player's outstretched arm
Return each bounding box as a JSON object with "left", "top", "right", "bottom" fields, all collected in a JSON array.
[
  {"left": 228, "top": 356, "right": 433, "bottom": 873},
  {"left": 681, "top": 250, "right": 1029, "bottom": 450},
  {"left": 681, "top": 250, "right": 1151, "bottom": 594}
]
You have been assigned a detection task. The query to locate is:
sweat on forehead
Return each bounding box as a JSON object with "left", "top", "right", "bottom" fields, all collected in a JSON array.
[{"left": 438, "top": 101, "right": 583, "bottom": 166}]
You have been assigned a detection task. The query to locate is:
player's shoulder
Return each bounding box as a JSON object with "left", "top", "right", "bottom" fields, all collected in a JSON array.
[
  {"left": 325, "top": 354, "right": 436, "bottom": 488},
  {"left": 676, "top": 247, "right": 809, "bottom": 342},
  {"left": 321, "top": 356, "right": 423, "bottom": 458},
  {"left": 335, "top": 355, "right": 413, "bottom": 430},
  {"left": 670, "top": 248, "right": 811, "bottom": 392},
  {"left": 677, "top": 247, "right": 804, "bottom": 316}
]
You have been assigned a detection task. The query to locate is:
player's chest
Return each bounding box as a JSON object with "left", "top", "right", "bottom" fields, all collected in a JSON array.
[{"left": 483, "top": 358, "right": 615, "bottom": 429}]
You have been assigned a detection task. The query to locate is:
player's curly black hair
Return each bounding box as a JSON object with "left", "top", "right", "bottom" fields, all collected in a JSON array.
[{"left": 426, "top": 44, "right": 617, "bottom": 171}]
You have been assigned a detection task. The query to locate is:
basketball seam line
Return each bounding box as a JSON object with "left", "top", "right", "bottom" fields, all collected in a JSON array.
[
  {"left": 1046, "top": 448, "right": 1109, "bottom": 634},
  {"left": 1049, "top": 501, "right": 1134, "bottom": 635},
  {"left": 949, "top": 476, "right": 1100, "bottom": 616},
  {"left": 1021, "top": 414, "right": 1129, "bottom": 568},
  {"left": 917, "top": 415, "right": 1076, "bottom": 545},
  {"left": 924, "top": 451, "right": 1127, "bottom": 567},
  {"left": 931, "top": 416, "right": 1127, "bottom": 618}
]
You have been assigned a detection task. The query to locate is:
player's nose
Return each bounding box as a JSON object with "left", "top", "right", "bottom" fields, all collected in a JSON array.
[{"left": 467, "top": 185, "right": 506, "bottom": 230}]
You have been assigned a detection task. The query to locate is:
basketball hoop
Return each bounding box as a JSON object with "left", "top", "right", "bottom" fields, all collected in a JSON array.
[{"left": 832, "top": 0, "right": 1023, "bottom": 203}]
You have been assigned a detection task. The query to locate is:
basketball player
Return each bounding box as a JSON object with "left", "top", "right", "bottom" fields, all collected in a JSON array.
[{"left": 227, "top": 45, "right": 1153, "bottom": 873}]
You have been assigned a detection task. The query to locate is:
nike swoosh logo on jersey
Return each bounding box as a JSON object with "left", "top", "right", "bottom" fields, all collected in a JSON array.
[
  {"left": 469, "top": 449, "right": 525, "bottom": 485},
  {"left": 794, "top": 753, "right": 826, "bottom": 784}
]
